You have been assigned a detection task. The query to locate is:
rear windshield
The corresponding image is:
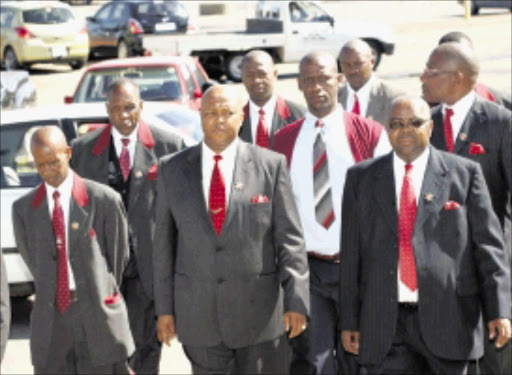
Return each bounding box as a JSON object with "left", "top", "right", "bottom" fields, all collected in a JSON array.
[
  {"left": 74, "top": 67, "right": 183, "bottom": 103},
  {"left": 136, "top": 2, "right": 186, "bottom": 17},
  {"left": 23, "top": 7, "right": 74, "bottom": 24}
]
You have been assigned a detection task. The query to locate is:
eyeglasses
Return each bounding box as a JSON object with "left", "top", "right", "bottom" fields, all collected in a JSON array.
[
  {"left": 388, "top": 118, "right": 430, "bottom": 130},
  {"left": 422, "top": 68, "right": 456, "bottom": 78}
]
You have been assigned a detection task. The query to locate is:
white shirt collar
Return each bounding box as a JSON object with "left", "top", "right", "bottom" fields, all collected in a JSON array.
[
  {"left": 443, "top": 90, "right": 476, "bottom": 118},
  {"left": 393, "top": 146, "right": 430, "bottom": 176},
  {"left": 249, "top": 93, "right": 277, "bottom": 116},
  {"left": 304, "top": 104, "right": 344, "bottom": 131},
  {"left": 347, "top": 74, "right": 374, "bottom": 99},
  {"left": 202, "top": 137, "right": 239, "bottom": 162},
  {"left": 45, "top": 169, "right": 74, "bottom": 200},
  {"left": 111, "top": 124, "right": 139, "bottom": 146}
]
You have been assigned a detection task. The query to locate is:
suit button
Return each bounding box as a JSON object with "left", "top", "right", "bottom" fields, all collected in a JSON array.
[
  {"left": 389, "top": 270, "right": 395, "bottom": 275},
  {"left": 217, "top": 278, "right": 225, "bottom": 284},
  {"left": 52, "top": 254, "right": 57, "bottom": 260},
  {"left": 216, "top": 247, "right": 222, "bottom": 252}
]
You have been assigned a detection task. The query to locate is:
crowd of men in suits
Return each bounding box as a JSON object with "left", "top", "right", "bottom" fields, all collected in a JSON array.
[{"left": 1, "top": 32, "right": 511, "bottom": 375}]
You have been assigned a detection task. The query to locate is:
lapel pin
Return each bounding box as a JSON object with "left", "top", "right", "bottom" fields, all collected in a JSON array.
[
  {"left": 234, "top": 182, "right": 243, "bottom": 191},
  {"left": 71, "top": 222, "right": 80, "bottom": 230},
  {"left": 135, "top": 170, "right": 143, "bottom": 178},
  {"left": 56, "top": 237, "right": 63, "bottom": 245},
  {"left": 459, "top": 133, "right": 467, "bottom": 141},
  {"left": 424, "top": 193, "right": 434, "bottom": 202}
]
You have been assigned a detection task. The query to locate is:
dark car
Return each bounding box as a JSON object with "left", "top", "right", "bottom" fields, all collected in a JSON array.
[{"left": 87, "top": 0, "right": 189, "bottom": 59}]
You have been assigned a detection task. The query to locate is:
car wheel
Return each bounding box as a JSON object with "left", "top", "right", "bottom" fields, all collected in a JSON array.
[
  {"left": 225, "top": 53, "right": 244, "bottom": 82},
  {"left": 4, "top": 47, "right": 21, "bottom": 70},
  {"left": 117, "top": 40, "right": 130, "bottom": 58},
  {"left": 364, "top": 40, "right": 383, "bottom": 71},
  {"left": 69, "top": 59, "right": 85, "bottom": 70}
]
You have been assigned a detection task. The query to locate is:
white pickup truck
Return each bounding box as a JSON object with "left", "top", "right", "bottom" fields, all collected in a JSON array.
[{"left": 143, "top": 0, "right": 395, "bottom": 81}]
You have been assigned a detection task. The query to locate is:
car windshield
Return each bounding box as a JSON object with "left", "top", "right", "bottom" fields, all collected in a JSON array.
[
  {"left": 136, "top": 2, "right": 187, "bottom": 17},
  {"left": 74, "top": 67, "right": 183, "bottom": 103},
  {"left": 22, "top": 7, "right": 75, "bottom": 24},
  {"left": 156, "top": 109, "right": 202, "bottom": 141}
]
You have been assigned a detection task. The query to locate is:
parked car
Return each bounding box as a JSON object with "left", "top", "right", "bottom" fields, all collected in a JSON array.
[
  {"left": 64, "top": 55, "right": 209, "bottom": 111},
  {"left": 0, "top": 0, "right": 89, "bottom": 70},
  {"left": 0, "top": 102, "right": 196, "bottom": 296},
  {"left": 0, "top": 70, "right": 36, "bottom": 110},
  {"left": 458, "top": 0, "right": 512, "bottom": 15}
]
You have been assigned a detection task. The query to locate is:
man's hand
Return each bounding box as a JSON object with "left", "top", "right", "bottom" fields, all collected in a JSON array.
[
  {"left": 157, "top": 314, "right": 176, "bottom": 346},
  {"left": 341, "top": 330, "right": 360, "bottom": 355},
  {"left": 488, "top": 318, "right": 512, "bottom": 348},
  {"left": 284, "top": 311, "right": 307, "bottom": 338}
]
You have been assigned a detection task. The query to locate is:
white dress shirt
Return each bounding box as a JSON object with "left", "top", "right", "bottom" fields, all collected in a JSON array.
[
  {"left": 202, "top": 138, "right": 239, "bottom": 209},
  {"left": 346, "top": 74, "right": 375, "bottom": 118},
  {"left": 249, "top": 94, "right": 277, "bottom": 142},
  {"left": 392, "top": 147, "right": 430, "bottom": 302},
  {"left": 290, "top": 105, "right": 352, "bottom": 256},
  {"left": 112, "top": 125, "right": 138, "bottom": 168},
  {"left": 442, "top": 90, "right": 476, "bottom": 141},
  {"left": 45, "top": 171, "right": 76, "bottom": 290}
]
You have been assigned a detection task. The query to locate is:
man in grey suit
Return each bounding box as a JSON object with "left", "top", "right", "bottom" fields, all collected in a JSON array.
[
  {"left": 340, "top": 96, "right": 511, "bottom": 374},
  {"left": 421, "top": 42, "right": 512, "bottom": 375},
  {"left": 153, "top": 85, "right": 310, "bottom": 374},
  {"left": 0, "top": 252, "right": 10, "bottom": 363},
  {"left": 338, "top": 39, "right": 405, "bottom": 125},
  {"left": 71, "top": 79, "right": 186, "bottom": 374},
  {"left": 12, "top": 126, "right": 134, "bottom": 374},
  {"left": 239, "top": 50, "right": 304, "bottom": 147}
]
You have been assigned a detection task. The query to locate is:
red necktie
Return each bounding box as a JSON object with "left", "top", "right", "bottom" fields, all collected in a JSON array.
[
  {"left": 255, "top": 108, "right": 270, "bottom": 148},
  {"left": 351, "top": 93, "right": 361, "bottom": 115},
  {"left": 443, "top": 108, "right": 454, "bottom": 153},
  {"left": 52, "top": 191, "right": 71, "bottom": 313},
  {"left": 119, "top": 138, "right": 131, "bottom": 181},
  {"left": 399, "top": 164, "right": 417, "bottom": 291},
  {"left": 209, "top": 155, "right": 225, "bottom": 235},
  {"left": 313, "top": 120, "right": 335, "bottom": 229}
]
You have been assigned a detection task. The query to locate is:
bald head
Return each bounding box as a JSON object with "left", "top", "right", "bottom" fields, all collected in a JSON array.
[
  {"left": 438, "top": 31, "right": 473, "bottom": 49},
  {"left": 202, "top": 84, "right": 243, "bottom": 111},
  {"left": 390, "top": 95, "right": 431, "bottom": 123},
  {"left": 340, "top": 39, "right": 372, "bottom": 58},
  {"left": 106, "top": 78, "right": 140, "bottom": 101},
  {"left": 299, "top": 51, "right": 338, "bottom": 76},
  {"left": 433, "top": 42, "right": 479, "bottom": 84},
  {"left": 241, "top": 50, "right": 278, "bottom": 106},
  {"left": 241, "top": 50, "right": 275, "bottom": 71},
  {"left": 30, "top": 126, "right": 71, "bottom": 187}
]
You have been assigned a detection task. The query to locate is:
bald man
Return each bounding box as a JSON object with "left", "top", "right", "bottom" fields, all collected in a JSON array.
[
  {"left": 239, "top": 50, "right": 304, "bottom": 148},
  {"left": 340, "top": 95, "right": 511, "bottom": 374},
  {"left": 338, "top": 39, "right": 405, "bottom": 125},
  {"left": 422, "top": 42, "right": 512, "bottom": 375},
  {"left": 12, "top": 126, "right": 134, "bottom": 374},
  {"left": 153, "top": 85, "right": 309, "bottom": 374}
]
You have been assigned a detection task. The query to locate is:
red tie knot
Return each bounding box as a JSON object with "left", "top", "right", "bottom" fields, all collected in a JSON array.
[
  {"left": 315, "top": 120, "right": 324, "bottom": 129},
  {"left": 53, "top": 190, "right": 60, "bottom": 201},
  {"left": 214, "top": 154, "right": 222, "bottom": 163},
  {"left": 122, "top": 138, "right": 130, "bottom": 147},
  {"left": 445, "top": 108, "right": 454, "bottom": 118},
  {"left": 405, "top": 164, "right": 413, "bottom": 174},
  {"left": 259, "top": 108, "right": 265, "bottom": 116}
]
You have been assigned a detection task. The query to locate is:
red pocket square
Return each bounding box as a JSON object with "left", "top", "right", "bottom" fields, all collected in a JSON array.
[
  {"left": 146, "top": 164, "right": 158, "bottom": 180},
  {"left": 89, "top": 228, "right": 95, "bottom": 237},
  {"left": 251, "top": 194, "right": 269, "bottom": 204},
  {"left": 443, "top": 201, "right": 460, "bottom": 210},
  {"left": 469, "top": 143, "right": 485, "bottom": 155},
  {"left": 104, "top": 292, "right": 121, "bottom": 305}
]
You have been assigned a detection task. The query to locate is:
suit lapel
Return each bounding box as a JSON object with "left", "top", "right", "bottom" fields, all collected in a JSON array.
[
  {"left": 90, "top": 125, "right": 112, "bottom": 184},
  {"left": 128, "top": 138, "right": 156, "bottom": 211},
  {"left": 366, "top": 80, "right": 385, "bottom": 120},
  {"left": 453, "top": 100, "right": 485, "bottom": 154},
  {"left": 373, "top": 154, "right": 397, "bottom": 234},
  {"left": 431, "top": 107, "right": 446, "bottom": 150},
  {"left": 240, "top": 103, "right": 253, "bottom": 143},
  {"left": 338, "top": 86, "right": 348, "bottom": 109},
  {"left": 223, "top": 142, "right": 250, "bottom": 231},
  {"left": 68, "top": 173, "right": 90, "bottom": 251},
  {"left": 32, "top": 188, "right": 57, "bottom": 258}
]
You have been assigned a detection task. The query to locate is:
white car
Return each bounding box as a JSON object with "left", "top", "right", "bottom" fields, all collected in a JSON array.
[{"left": 1, "top": 102, "right": 196, "bottom": 296}]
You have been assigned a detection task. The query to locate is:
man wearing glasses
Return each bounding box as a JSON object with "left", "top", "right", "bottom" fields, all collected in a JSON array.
[{"left": 340, "top": 95, "right": 511, "bottom": 374}]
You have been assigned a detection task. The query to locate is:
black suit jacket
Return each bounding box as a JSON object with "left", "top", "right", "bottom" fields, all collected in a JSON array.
[
  {"left": 340, "top": 148, "right": 511, "bottom": 365},
  {"left": 239, "top": 96, "right": 304, "bottom": 145},
  {"left": 431, "top": 98, "right": 511, "bottom": 251}
]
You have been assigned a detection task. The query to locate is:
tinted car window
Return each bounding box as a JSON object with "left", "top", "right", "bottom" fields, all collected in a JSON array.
[
  {"left": 136, "top": 2, "right": 186, "bottom": 17},
  {"left": 0, "top": 8, "right": 16, "bottom": 28},
  {"left": 189, "top": 61, "right": 206, "bottom": 89},
  {"left": 95, "top": 4, "right": 112, "bottom": 22},
  {"left": 182, "top": 65, "right": 196, "bottom": 96},
  {"left": 75, "top": 67, "right": 183, "bottom": 102},
  {"left": 111, "top": 3, "right": 128, "bottom": 22},
  {"left": 22, "top": 7, "right": 74, "bottom": 24}
]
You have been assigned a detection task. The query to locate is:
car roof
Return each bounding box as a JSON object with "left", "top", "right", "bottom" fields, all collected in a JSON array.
[
  {"left": 83, "top": 56, "right": 197, "bottom": 71},
  {"left": 1, "top": 1, "right": 70, "bottom": 10}
]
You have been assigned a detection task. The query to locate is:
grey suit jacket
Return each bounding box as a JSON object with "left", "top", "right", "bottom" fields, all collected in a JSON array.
[
  {"left": 0, "top": 252, "right": 10, "bottom": 363},
  {"left": 70, "top": 121, "right": 186, "bottom": 298},
  {"left": 239, "top": 97, "right": 305, "bottom": 145},
  {"left": 338, "top": 78, "right": 405, "bottom": 125},
  {"left": 431, "top": 98, "right": 511, "bottom": 253},
  {"left": 12, "top": 173, "right": 135, "bottom": 368},
  {"left": 340, "top": 148, "right": 511, "bottom": 365},
  {"left": 153, "top": 141, "right": 309, "bottom": 348}
]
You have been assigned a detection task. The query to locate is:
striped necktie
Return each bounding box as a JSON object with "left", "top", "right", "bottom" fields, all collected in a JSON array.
[{"left": 313, "top": 120, "right": 335, "bottom": 229}]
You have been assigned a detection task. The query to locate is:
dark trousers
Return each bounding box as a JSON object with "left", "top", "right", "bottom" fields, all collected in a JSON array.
[
  {"left": 183, "top": 335, "right": 289, "bottom": 374},
  {"left": 362, "top": 304, "right": 468, "bottom": 375},
  {"left": 307, "top": 257, "right": 358, "bottom": 375},
  {"left": 477, "top": 328, "right": 512, "bottom": 374},
  {"left": 35, "top": 297, "right": 131, "bottom": 375},
  {"left": 121, "top": 271, "right": 162, "bottom": 375}
]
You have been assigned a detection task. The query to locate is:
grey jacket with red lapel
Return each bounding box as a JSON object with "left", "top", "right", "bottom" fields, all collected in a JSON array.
[
  {"left": 272, "top": 111, "right": 383, "bottom": 168},
  {"left": 239, "top": 96, "right": 305, "bottom": 145},
  {"left": 340, "top": 147, "right": 511, "bottom": 365},
  {"left": 70, "top": 120, "right": 186, "bottom": 298},
  {"left": 153, "top": 141, "right": 309, "bottom": 348},
  {"left": 12, "top": 173, "right": 135, "bottom": 368},
  {"left": 431, "top": 98, "right": 511, "bottom": 253}
]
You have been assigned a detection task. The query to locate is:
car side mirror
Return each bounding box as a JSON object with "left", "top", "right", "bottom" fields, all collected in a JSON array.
[
  {"left": 64, "top": 96, "right": 73, "bottom": 104},
  {"left": 328, "top": 16, "right": 334, "bottom": 27},
  {"left": 193, "top": 90, "right": 203, "bottom": 99},
  {"left": 86, "top": 16, "right": 95, "bottom": 23}
]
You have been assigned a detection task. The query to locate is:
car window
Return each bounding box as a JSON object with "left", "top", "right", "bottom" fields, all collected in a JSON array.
[
  {"left": 75, "top": 67, "right": 183, "bottom": 103},
  {"left": 189, "top": 61, "right": 206, "bottom": 89},
  {"left": 95, "top": 4, "right": 113, "bottom": 22},
  {"left": 22, "top": 7, "right": 74, "bottom": 24},
  {"left": 182, "top": 65, "right": 196, "bottom": 96},
  {"left": 136, "top": 1, "right": 186, "bottom": 17},
  {"left": 0, "top": 8, "right": 16, "bottom": 28},
  {"left": 111, "top": 3, "right": 129, "bottom": 23}
]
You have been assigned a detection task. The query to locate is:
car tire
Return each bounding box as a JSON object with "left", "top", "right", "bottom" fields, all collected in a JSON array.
[
  {"left": 225, "top": 52, "right": 244, "bottom": 82},
  {"left": 117, "top": 40, "right": 130, "bottom": 58},
  {"left": 364, "top": 40, "right": 383, "bottom": 71},
  {"left": 4, "top": 47, "right": 21, "bottom": 71},
  {"left": 69, "top": 59, "right": 86, "bottom": 70}
]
